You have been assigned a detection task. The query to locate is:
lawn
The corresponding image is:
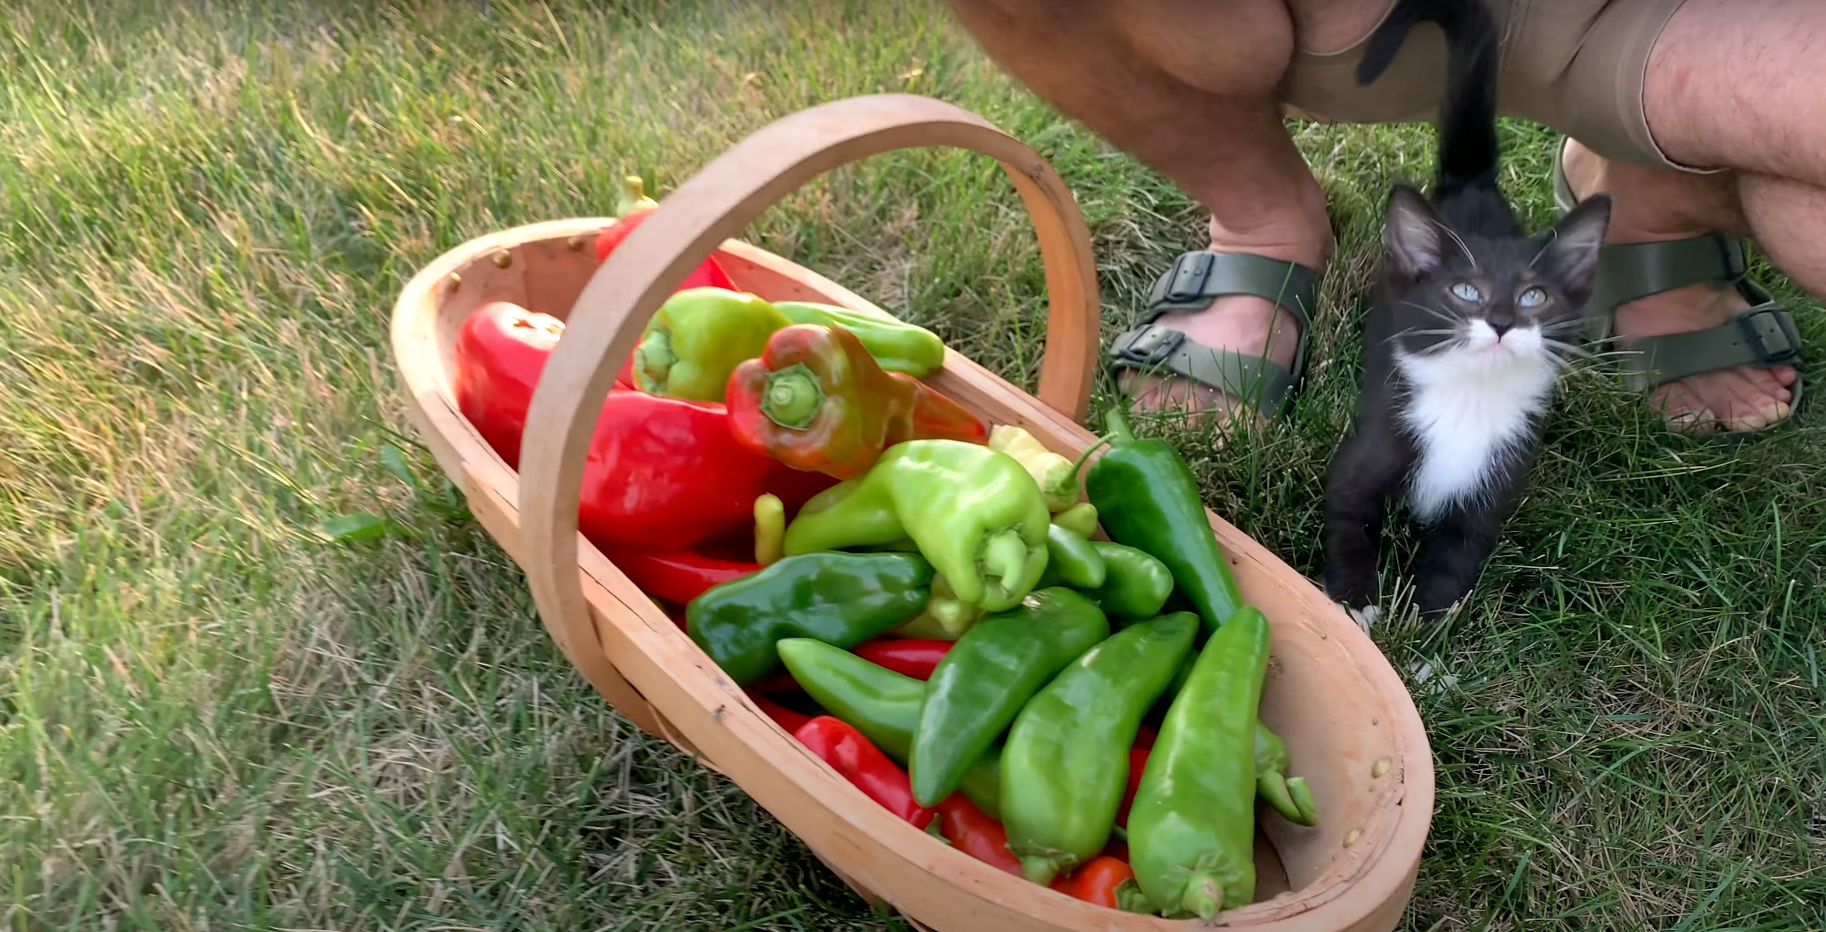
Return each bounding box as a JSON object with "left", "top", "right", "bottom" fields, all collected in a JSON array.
[{"left": 3, "top": 1, "right": 1824, "bottom": 930}]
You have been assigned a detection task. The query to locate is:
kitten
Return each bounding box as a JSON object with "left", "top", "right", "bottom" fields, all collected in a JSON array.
[{"left": 1321, "top": 0, "right": 1613, "bottom": 625}]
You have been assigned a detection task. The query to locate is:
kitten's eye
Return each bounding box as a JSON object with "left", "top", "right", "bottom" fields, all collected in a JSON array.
[
  {"left": 1518, "top": 287, "right": 1547, "bottom": 308},
  {"left": 1450, "top": 282, "right": 1481, "bottom": 302}
]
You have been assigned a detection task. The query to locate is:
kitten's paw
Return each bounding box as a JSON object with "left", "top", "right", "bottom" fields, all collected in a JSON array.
[{"left": 1348, "top": 604, "right": 1382, "bottom": 632}]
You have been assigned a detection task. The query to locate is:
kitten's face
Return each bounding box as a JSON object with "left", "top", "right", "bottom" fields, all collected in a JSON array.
[{"left": 1380, "top": 185, "right": 1612, "bottom": 368}]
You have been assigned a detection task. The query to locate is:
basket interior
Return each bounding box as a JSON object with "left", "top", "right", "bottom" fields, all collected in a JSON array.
[{"left": 419, "top": 222, "right": 1419, "bottom": 925}]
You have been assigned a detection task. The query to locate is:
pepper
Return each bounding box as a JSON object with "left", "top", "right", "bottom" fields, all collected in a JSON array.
[
  {"left": 853, "top": 639, "right": 952, "bottom": 680},
  {"left": 633, "top": 288, "right": 794, "bottom": 401},
  {"left": 794, "top": 716, "right": 936, "bottom": 829},
  {"left": 1050, "top": 501, "right": 1100, "bottom": 540},
  {"left": 1037, "top": 523, "right": 1107, "bottom": 590},
  {"left": 749, "top": 691, "right": 813, "bottom": 734},
  {"left": 910, "top": 587, "right": 1111, "bottom": 806},
  {"left": 933, "top": 793, "right": 1023, "bottom": 876},
  {"left": 1127, "top": 605, "right": 1272, "bottom": 920},
  {"left": 1081, "top": 407, "right": 1245, "bottom": 633},
  {"left": 892, "top": 572, "right": 984, "bottom": 639},
  {"left": 753, "top": 493, "right": 785, "bottom": 565},
  {"left": 773, "top": 300, "right": 948, "bottom": 378},
  {"left": 988, "top": 424, "right": 1080, "bottom": 512},
  {"left": 606, "top": 549, "right": 763, "bottom": 606},
  {"left": 596, "top": 176, "right": 740, "bottom": 389},
  {"left": 774, "top": 638, "right": 1001, "bottom": 817},
  {"left": 1254, "top": 720, "right": 1320, "bottom": 827},
  {"left": 725, "top": 325, "right": 988, "bottom": 480},
  {"left": 999, "top": 612, "right": 1198, "bottom": 885},
  {"left": 685, "top": 551, "right": 933, "bottom": 685},
  {"left": 1115, "top": 746, "right": 1149, "bottom": 827},
  {"left": 783, "top": 440, "right": 1053, "bottom": 612},
  {"left": 453, "top": 301, "right": 568, "bottom": 469},
  {"left": 1049, "top": 857, "right": 1157, "bottom": 914},
  {"left": 1083, "top": 543, "right": 1175, "bottom": 620}
]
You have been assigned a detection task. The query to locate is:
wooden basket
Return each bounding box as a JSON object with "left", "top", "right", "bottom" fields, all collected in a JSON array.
[{"left": 390, "top": 94, "right": 1432, "bottom": 931}]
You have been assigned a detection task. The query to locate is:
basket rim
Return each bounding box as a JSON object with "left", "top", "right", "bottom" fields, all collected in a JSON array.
[{"left": 388, "top": 214, "right": 1436, "bottom": 932}]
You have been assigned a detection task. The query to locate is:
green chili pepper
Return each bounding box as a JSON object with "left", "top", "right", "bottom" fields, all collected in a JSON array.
[
  {"left": 684, "top": 551, "right": 932, "bottom": 685},
  {"left": 1051, "top": 501, "right": 1099, "bottom": 539},
  {"left": 1127, "top": 605, "right": 1271, "bottom": 919},
  {"left": 892, "top": 572, "right": 984, "bottom": 640},
  {"left": 1039, "top": 522, "right": 1106, "bottom": 590},
  {"left": 1084, "top": 542, "right": 1174, "bottom": 620},
  {"left": 1154, "top": 652, "right": 1320, "bottom": 827},
  {"left": 775, "top": 638, "right": 1002, "bottom": 817},
  {"left": 1081, "top": 406, "right": 1244, "bottom": 633},
  {"left": 773, "top": 300, "right": 948, "bottom": 377},
  {"left": 633, "top": 287, "right": 792, "bottom": 400},
  {"left": 782, "top": 439, "right": 1053, "bottom": 612},
  {"left": 910, "top": 587, "right": 1112, "bottom": 806},
  {"left": 1000, "top": 612, "right": 1198, "bottom": 885}
]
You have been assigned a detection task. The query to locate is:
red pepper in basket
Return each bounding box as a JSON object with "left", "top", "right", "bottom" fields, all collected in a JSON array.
[
  {"left": 1050, "top": 856, "right": 1152, "bottom": 912},
  {"left": 934, "top": 793, "right": 1022, "bottom": 876},
  {"left": 749, "top": 692, "right": 813, "bottom": 734},
  {"left": 725, "top": 324, "right": 987, "bottom": 479},
  {"left": 454, "top": 301, "right": 567, "bottom": 469},
  {"left": 1116, "top": 746, "right": 1148, "bottom": 828},
  {"left": 794, "top": 716, "right": 935, "bottom": 829},
  {"left": 595, "top": 176, "right": 741, "bottom": 390},
  {"left": 608, "top": 550, "right": 763, "bottom": 606},
  {"left": 853, "top": 639, "right": 954, "bottom": 681}
]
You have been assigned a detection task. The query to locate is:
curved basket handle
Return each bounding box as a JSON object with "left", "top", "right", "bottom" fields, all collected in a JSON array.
[{"left": 517, "top": 94, "right": 1101, "bottom": 688}]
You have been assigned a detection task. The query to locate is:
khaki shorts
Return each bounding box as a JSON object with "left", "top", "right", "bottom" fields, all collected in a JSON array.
[{"left": 1278, "top": 0, "right": 1697, "bottom": 171}]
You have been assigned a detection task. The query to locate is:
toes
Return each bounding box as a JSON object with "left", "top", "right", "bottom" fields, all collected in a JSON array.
[{"left": 1649, "top": 366, "right": 1795, "bottom": 434}]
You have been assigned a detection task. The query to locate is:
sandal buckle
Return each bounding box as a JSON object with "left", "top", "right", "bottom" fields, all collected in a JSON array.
[
  {"left": 1156, "top": 251, "right": 1217, "bottom": 306},
  {"left": 1714, "top": 236, "right": 1750, "bottom": 284},
  {"left": 1738, "top": 307, "right": 1801, "bottom": 364},
  {"left": 1110, "top": 324, "right": 1185, "bottom": 365}
]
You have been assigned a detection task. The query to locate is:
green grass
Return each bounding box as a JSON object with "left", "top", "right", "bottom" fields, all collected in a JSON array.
[{"left": 3, "top": 1, "right": 1824, "bottom": 930}]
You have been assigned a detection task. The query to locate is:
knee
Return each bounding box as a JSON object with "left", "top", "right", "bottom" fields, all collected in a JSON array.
[{"left": 1115, "top": 0, "right": 1297, "bottom": 99}]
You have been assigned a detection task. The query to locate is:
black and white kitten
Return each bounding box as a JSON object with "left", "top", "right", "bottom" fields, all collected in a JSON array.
[{"left": 1322, "top": 0, "right": 1613, "bottom": 625}]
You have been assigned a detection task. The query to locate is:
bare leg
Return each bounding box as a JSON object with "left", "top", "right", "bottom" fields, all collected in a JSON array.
[
  {"left": 1559, "top": 0, "right": 1826, "bottom": 434},
  {"left": 941, "top": 0, "right": 1336, "bottom": 426}
]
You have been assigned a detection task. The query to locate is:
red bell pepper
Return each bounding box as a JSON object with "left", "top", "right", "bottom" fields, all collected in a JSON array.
[
  {"left": 453, "top": 301, "right": 567, "bottom": 469},
  {"left": 1133, "top": 724, "right": 1157, "bottom": 750},
  {"left": 608, "top": 550, "right": 763, "bottom": 605},
  {"left": 596, "top": 175, "right": 740, "bottom": 391},
  {"left": 749, "top": 692, "right": 813, "bottom": 734},
  {"left": 1049, "top": 856, "right": 1150, "bottom": 912},
  {"left": 933, "top": 793, "right": 1022, "bottom": 876},
  {"left": 1116, "top": 746, "right": 1148, "bottom": 828},
  {"left": 794, "top": 716, "right": 936, "bottom": 830},
  {"left": 852, "top": 639, "right": 953, "bottom": 681},
  {"left": 725, "top": 324, "right": 987, "bottom": 479}
]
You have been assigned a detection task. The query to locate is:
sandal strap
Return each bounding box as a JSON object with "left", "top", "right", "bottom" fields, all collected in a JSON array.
[
  {"left": 1620, "top": 304, "right": 1803, "bottom": 388},
  {"left": 1110, "top": 251, "right": 1321, "bottom": 417},
  {"left": 1592, "top": 234, "right": 1750, "bottom": 310}
]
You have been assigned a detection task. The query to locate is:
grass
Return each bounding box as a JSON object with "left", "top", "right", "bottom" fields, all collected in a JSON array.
[{"left": 2, "top": 1, "right": 1824, "bottom": 929}]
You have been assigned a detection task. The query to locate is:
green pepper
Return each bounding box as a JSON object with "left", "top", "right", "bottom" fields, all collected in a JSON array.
[
  {"left": 633, "top": 287, "right": 793, "bottom": 400},
  {"left": 1051, "top": 501, "right": 1099, "bottom": 539},
  {"left": 1000, "top": 612, "right": 1198, "bottom": 885},
  {"left": 774, "top": 638, "right": 1002, "bottom": 817},
  {"left": 773, "top": 300, "right": 948, "bottom": 377},
  {"left": 909, "top": 587, "right": 1111, "bottom": 806},
  {"left": 1084, "top": 542, "right": 1173, "bottom": 620},
  {"left": 1154, "top": 652, "right": 1320, "bottom": 826},
  {"left": 1039, "top": 522, "right": 1106, "bottom": 589},
  {"left": 893, "top": 572, "right": 984, "bottom": 640},
  {"left": 782, "top": 439, "right": 1052, "bottom": 612},
  {"left": 684, "top": 551, "right": 932, "bottom": 685},
  {"left": 1082, "top": 407, "right": 1244, "bottom": 633},
  {"left": 989, "top": 424, "right": 1080, "bottom": 512},
  {"left": 1127, "top": 605, "right": 1271, "bottom": 919}
]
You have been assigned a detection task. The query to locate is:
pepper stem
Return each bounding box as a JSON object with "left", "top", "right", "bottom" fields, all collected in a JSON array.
[
  {"left": 1114, "top": 877, "right": 1158, "bottom": 915},
  {"left": 1181, "top": 875, "right": 1225, "bottom": 921},
  {"left": 634, "top": 329, "right": 676, "bottom": 392},
  {"left": 1018, "top": 853, "right": 1070, "bottom": 887},
  {"left": 760, "top": 364, "right": 825, "bottom": 429},
  {"left": 980, "top": 531, "right": 1028, "bottom": 596}
]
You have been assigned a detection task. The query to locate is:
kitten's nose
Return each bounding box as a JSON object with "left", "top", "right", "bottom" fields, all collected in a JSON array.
[{"left": 1490, "top": 321, "right": 1512, "bottom": 338}]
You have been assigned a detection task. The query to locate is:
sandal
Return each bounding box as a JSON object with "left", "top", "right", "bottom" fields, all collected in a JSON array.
[
  {"left": 1550, "top": 142, "right": 1804, "bottom": 439},
  {"left": 1106, "top": 250, "right": 1322, "bottom": 422}
]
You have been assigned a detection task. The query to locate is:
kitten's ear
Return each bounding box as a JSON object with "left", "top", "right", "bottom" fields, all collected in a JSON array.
[
  {"left": 1384, "top": 184, "right": 1445, "bottom": 280},
  {"left": 1539, "top": 193, "right": 1612, "bottom": 307}
]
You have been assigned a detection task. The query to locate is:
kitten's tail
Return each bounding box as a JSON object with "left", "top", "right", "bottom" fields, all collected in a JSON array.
[{"left": 1355, "top": 0, "right": 1502, "bottom": 197}]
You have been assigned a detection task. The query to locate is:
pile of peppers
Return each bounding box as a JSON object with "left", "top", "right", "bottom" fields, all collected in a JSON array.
[{"left": 448, "top": 177, "right": 1324, "bottom": 922}]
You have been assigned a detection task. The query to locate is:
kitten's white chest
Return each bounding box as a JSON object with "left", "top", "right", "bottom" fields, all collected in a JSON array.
[{"left": 1395, "top": 347, "right": 1558, "bottom": 522}]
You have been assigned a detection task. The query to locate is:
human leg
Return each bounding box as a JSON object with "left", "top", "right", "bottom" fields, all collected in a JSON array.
[{"left": 939, "top": 0, "right": 1337, "bottom": 426}]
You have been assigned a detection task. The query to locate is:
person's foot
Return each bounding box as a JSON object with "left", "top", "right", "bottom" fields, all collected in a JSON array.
[
  {"left": 1118, "top": 223, "right": 1331, "bottom": 429},
  {"left": 1560, "top": 140, "right": 1797, "bottom": 435}
]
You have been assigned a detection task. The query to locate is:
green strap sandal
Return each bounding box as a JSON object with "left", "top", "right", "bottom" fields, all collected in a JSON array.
[
  {"left": 1106, "top": 250, "right": 1321, "bottom": 421},
  {"left": 1551, "top": 148, "right": 1804, "bottom": 438}
]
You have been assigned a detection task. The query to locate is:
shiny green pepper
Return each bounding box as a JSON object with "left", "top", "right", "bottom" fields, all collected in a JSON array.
[
  {"left": 633, "top": 287, "right": 792, "bottom": 400},
  {"left": 684, "top": 551, "right": 932, "bottom": 685},
  {"left": 773, "top": 300, "right": 948, "bottom": 377},
  {"left": 782, "top": 439, "right": 1053, "bottom": 612}
]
